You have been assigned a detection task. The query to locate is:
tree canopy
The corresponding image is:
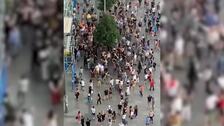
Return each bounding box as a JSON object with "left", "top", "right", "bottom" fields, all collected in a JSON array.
[
  {"left": 97, "top": 0, "right": 116, "bottom": 11},
  {"left": 94, "top": 14, "right": 120, "bottom": 48}
]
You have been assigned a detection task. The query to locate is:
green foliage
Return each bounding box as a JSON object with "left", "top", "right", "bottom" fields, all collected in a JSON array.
[
  {"left": 97, "top": 0, "right": 116, "bottom": 11},
  {"left": 94, "top": 14, "right": 120, "bottom": 48}
]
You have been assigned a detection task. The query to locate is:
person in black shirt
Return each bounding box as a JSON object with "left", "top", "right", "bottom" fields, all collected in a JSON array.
[
  {"left": 118, "top": 103, "right": 122, "bottom": 115},
  {"left": 97, "top": 93, "right": 102, "bottom": 105},
  {"left": 109, "top": 87, "right": 113, "bottom": 99},
  {"left": 123, "top": 107, "right": 127, "bottom": 115},
  {"left": 101, "top": 111, "right": 106, "bottom": 121},
  {"left": 147, "top": 95, "right": 153, "bottom": 104},
  {"left": 86, "top": 118, "right": 91, "bottom": 126},
  {"left": 88, "top": 86, "right": 92, "bottom": 95},
  {"left": 75, "top": 89, "right": 80, "bottom": 101},
  {"left": 81, "top": 116, "right": 85, "bottom": 126},
  {"left": 97, "top": 113, "right": 102, "bottom": 125},
  {"left": 147, "top": 95, "right": 154, "bottom": 110},
  {"left": 104, "top": 89, "right": 109, "bottom": 100}
]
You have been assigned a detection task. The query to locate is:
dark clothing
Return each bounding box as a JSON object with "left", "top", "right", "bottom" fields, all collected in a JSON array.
[
  {"left": 97, "top": 114, "right": 102, "bottom": 122},
  {"left": 147, "top": 95, "right": 153, "bottom": 103},
  {"left": 104, "top": 90, "right": 108, "bottom": 96},
  {"left": 81, "top": 118, "right": 85, "bottom": 126},
  {"left": 102, "top": 114, "right": 106, "bottom": 121},
  {"left": 86, "top": 120, "right": 91, "bottom": 126}
]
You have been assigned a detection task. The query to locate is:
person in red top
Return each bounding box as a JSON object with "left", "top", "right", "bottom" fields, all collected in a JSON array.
[
  {"left": 217, "top": 91, "right": 224, "bottom": 125},
  {"left": 217, "top": 91, "right": 224, "bottom": 113},
  {"left": 149, "top": 78, "right": 155, "bottom": 91},
  {"left": 49, "top": 79, "right": 62, "bottom": 106}
]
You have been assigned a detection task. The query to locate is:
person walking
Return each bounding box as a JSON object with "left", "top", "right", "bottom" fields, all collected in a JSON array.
[
  {"left": 81, "top": 116, "right": 85, "bottom": 126},
  {"left": 139, "top": 84, "right": 144, "bottom": 97},
  {"left": 147, "top": 95, "right": 155, "bottom": 110},
  {"left": 75, "top": 88, "right": 80, "bottom": 101},
  {"left": 97, "top": 112, "right": 102, "bottom": 126},
  {"left": 17, "top": 75, "right": 29, "bottom": 107},
  {"left": 112, "top": 111, "right": 116, "bottom": 122},
  {"left": 149, "top": 78, "right": 155, "bottom": 91},
  {"left": 80, "top": 79, "right": 85, "bottom": 91},
  {"left": 118, "top": 102, "right": 123, "bottom": 115},
  {"left": 108, "top": 118, "right": 112, "bottom": 126},
  {"left": 145, "top": 115, "right": 150, "bottom": 126},
  {"left": 149, "top": 110, "right": 154, "bottom": 124},
  {"left": 134, "top": 105, "right": 138, "bottom": 117},
  {"left": 97, "top": 92, "right": 102, "bottom": 105},
  {"left": 75, "top": 111, "right": 82, "bottom": 124},
  {"left": 91, "top": 106, "right": 96, "bottom": 119},
  {"left": 86, "top": 118, "right": 91, "bottom": 126},
  {"left": 46, "top": 110, "right": 57, "bottom": 126}
]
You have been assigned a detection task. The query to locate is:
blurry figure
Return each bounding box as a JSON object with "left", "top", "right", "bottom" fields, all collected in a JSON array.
[
  {"left": 75, "top": 88, "right": 80, "bottom": 101},
  {"left": 139, "top": 84, "right": 144, "bottom": 97},
  {"left": 46, "top": 110, "right": 58, "bottom": 126},
  {"left": 8, "top": 25, "right": 22, "bottom": 58},
  {"left": 168, "top": 112, "right": 182, "bottom": 126},
  {"left": 147, "top": 95, "right": 155, "bottom": 110},
  {"left": 145, "top": 114, "right": 151, "bottom": 126},
  {"left": 108, "top": 118, "right": 112, "bottom": 126},
  {"left": 181, "top": 98, "right": 192, "bottom": 123},
  {"left": 76, "top": 111, "right": 82, "bottom": 124},
  {"left": 134, "top": 105, "right": 138, "bottom": 117},
  {"left": 205, "top": 92, "right": 218, "bottom": 126},
  {"left": 171, "top": 95, "right": 183, "bottom": 115},
  {"left": 4, "top": 94, "right": 16, "bottom": 126},
  {"left": 17, "top": 74, "right": 30, "bottom": 107},
  {"left": 64, "top": 95, "right": 68, "bottom": 113},
  {"left": 19, "top": 109, "right": 34, "bottom": 126},
  {"left": 85, "top": 118, "right": 91, "bottom": 126},
  {"left": 49, "top": 79, "right": 63, "bottom": 106},
  {"left": 81, "top": 115, "right": 85, "bottom": 126},
  {"left": 187, "top": 59, "right": 198, "bottom": 94}
]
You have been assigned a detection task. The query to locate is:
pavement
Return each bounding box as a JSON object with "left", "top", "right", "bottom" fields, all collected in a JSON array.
[{"left": 64, "top": 0, "right": 161, "bottom": 126}]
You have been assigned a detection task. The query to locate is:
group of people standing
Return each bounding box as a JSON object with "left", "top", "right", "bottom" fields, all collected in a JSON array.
[{"left": 70, "top": 0, "right": 160, "bottom": 126}]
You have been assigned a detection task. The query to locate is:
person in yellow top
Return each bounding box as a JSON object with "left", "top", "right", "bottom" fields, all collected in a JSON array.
[
  {"left": 168, "top": 112, "right": 183, "bottom": 126},
  {"left": 86, "top": 13, "right": 92, "bottom": 20}
]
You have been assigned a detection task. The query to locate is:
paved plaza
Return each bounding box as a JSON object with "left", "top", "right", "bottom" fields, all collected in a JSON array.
[{"left": 64, "top": 0, "right": 161, "bottom": 126}]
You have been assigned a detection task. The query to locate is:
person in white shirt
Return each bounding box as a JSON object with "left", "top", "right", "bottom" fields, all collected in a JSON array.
[
  {"left": 171, "top": 95, "right": 183, "bottom": 114},
  {"left": 18, "top": 75, "right": 30, "bottom": 106},
  {"left": 91, "top": 106, "right": 96, "bottom": 119},
  {"left": 110, "top": 78, "right": 114, "bottom": 88},
  {"left": 126, "top": 86, "right": 130, "bottom": 96},
  {"left": 80, "top": 79, "right": 85, "bottom": 91},
  {"left": 20, "top": 109, "right": 34, "bottom": 126},
  {"left": 205, "top": 93, "right": 218, "bottom": 112}
]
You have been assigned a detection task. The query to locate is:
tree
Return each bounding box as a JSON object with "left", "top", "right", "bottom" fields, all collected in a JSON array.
[
  {"left": 97, "top": 0, "right": 116, "bottom": 11},
  {"left": 94, "top": 14, "right": 120, "bottom": 48}
]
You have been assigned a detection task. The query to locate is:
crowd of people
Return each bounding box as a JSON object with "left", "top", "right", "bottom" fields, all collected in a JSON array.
[
  {"left": 160, "top": 0, "right": 224, "bottom": 126},
  {"left": 3, "top": 0, "right": 64, "bottom": 126},
  {"left": 69, "top": 0, "right": 160, "bottom": 125}
]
